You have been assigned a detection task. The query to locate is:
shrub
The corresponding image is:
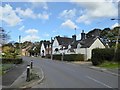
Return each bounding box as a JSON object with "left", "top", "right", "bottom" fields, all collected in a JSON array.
[
  {"left": 91, "top": 48, "right": 120, "bottom": 66},
  {"left": 46, "top": 54, "right": 51, "bottom": 59},
  {"left": 53, "top": 54, "right": 61, "bottom": 60},
  {"left": 53, "top": 54, "right": 84, "bottom": 61}
]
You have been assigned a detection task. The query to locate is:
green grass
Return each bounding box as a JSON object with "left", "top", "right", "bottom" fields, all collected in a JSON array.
[
  {"left": 98, "top": 61, "right": 119, "bottom": 69},
  {"left": 0, "top": 63, "right": 14, "bottom": 75}
]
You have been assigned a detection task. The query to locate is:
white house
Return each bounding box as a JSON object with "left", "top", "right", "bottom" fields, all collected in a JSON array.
[
  {"left": 76, "top": 37, "right": 106, "bottom": 60},
  {"left": 40, "top": 41, "right": 51, "bottom": 57},
  {"left": 52, "top": 35, "right": 76, "bottom": 55},
  {"left": 52, "top": 30, "right": 106, "bottom": 60}
]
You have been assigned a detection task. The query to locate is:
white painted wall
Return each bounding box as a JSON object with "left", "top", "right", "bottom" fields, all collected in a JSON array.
[
  {"left": 90, "top": 38, "right": 105, "bottom": 50},
  {"left": 76, "top": 38, "right": 105, "bottom": 60},
  {"left": 87, "top": 38, "right": 105, "bottom": 60},
  {"left": 40, "top": 43, "right": 46, "bottom": 56},
  {"left": 52, "top": 38, "right": 61, "bottom": 54}
]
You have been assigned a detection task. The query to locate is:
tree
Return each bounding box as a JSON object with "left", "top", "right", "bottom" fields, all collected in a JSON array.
[
  {"left": 2, "top": 44, "right": 18, "bottom": 59},
  {"left": 0, "top": 27, "right": 10, "bottom": 45}
]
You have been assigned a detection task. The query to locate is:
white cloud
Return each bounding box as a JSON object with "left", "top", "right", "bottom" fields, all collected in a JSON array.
[
  {"left": 61, "top": 19, "right": 78, "bottom": 29},
  {"left": 16, "top": 8, "right": 50, "bottom": 20},
  {"left": 23, "top": 28, "right": 40, "bottom": 42},
  {"left": 59, "top": 8, "right": 76, "bottom": 20},
  {"left": 22, "top": 35, "right": 40, "bottom": 42},
  {"left": 16, "top": 8, "right": 36, "bottom": 19},
  {"left": 76, "top": 1, "right": 118, "bottom": 24},
  {"left": 25, "top": 29, "right": 38, "bottom": 34},
  {"left": 111, "top": 23, "right": 119, "bottom": 29},
  {"left": 19, "top": 25, "right": 25, "bottom": 31},
  {"left": 1, "top": 3, "right": 49, "bottom": 27},
  {"left": 0, "top": 4, "right": 22, "bottom": 26},
  {"left": 38, "top": 12, "right": 50, "bottom": 20}
]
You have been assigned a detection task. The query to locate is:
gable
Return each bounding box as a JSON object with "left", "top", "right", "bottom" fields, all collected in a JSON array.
[
  {"left": 90, "top": 38, "right": 105, "bottom": 49},
  {"left": 53, "top": 38, "right": 59, "bottom": 47},
  {"left": 41, "top": 43, "right": 45, "bottom": 50}
]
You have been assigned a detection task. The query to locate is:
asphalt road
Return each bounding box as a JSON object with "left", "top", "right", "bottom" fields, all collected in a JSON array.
[{"left": 23, "top": 57, "right": 119, "bottom": 89}]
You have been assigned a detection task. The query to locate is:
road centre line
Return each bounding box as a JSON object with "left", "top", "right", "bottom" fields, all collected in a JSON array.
[{"left": 86, "top": 76, "right": 113, "bottom": 88}]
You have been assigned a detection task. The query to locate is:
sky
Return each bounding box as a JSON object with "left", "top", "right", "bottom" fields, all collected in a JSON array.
[{"left": 0, "top": 0, "right": 119, "bottom": 42}]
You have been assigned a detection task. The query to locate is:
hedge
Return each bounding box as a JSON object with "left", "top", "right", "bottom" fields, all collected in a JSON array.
[
  {"left": 91, "top": 48, "right": 120, "bottom": 66},
  {"left": 2, "top": 58, "right": 23, "bottom": 64},
  {"left": 45, "top": 54, "right": 51, "bottom": 59},
  {"left": 52, "top": 54, "right": 84, "bottom": 61}
]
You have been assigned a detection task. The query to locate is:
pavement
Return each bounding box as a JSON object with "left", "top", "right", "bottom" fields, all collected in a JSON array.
[
  {"left": 2, "top": 62, "right": 28, "bottom": 87},
  {"left": 1, "top": 58, "right": 44, "bottom": 90},
  {"left": 71, "top": 61, "right": 119, "bottom": 77}
]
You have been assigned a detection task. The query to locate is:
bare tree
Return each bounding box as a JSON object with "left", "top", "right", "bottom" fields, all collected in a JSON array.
[{"left": 0, "top": 27, "right": 10, "bottom": 45}]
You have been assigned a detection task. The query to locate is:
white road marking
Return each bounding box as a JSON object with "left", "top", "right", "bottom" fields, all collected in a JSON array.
[{"left": 86, "top": 76, "right": 112, "bottom": 88}]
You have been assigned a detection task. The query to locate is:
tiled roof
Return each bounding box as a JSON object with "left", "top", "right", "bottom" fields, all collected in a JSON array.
[
  {"left": 78, "top": 37, "right": 105, "bottom": 48},
  {"left": 55, "top": 35, "right": 105, "bottom": 49},
  {"left": 42, "top": 41, "right": 51, "bottom": 49},
  {"left": 56, "top": 36, "right": 73, "bottom": 49}
]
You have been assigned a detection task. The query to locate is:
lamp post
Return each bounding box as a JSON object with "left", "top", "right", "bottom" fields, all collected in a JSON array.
[
  {"left": 111, "top": 18, "right": 120, "bottom": 60},
  {"left": 19, "top": 35, "right": 22, "bottom": 57},
  {"left": 61, "top": 46, "right": 65, "bottom": 61},
  {"left": 51, "top": 37, "right": 53, "bottom": 60}
]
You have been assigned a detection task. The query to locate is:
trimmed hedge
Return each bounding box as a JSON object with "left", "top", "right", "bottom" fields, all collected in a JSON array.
[
  {"left": 2, "top": 58, "right": 23, "bottom": 64},
  {"left": 91, "top": 48, "right": 120, "bottom": 66},
  {"left": 46, "top": 54, "right": 51, "bottom": 59},
  {"left": 52, "top": 54, "right": 84, "bottom": 61}
]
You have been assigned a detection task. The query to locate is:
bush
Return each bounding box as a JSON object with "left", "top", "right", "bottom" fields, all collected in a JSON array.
[
  {"left": 53, "top": 54, "right": 61, "bottom": 60},
  {"left": 46, "top": 54, "right": 51, "bottom": 59},
  {"left": 2, "top": 58, "right": 23, "bottom": 64},
  {"left": 91, "top": 48, "right": 120, "bottom": 66},
  {"left": 53, "top": 54, "right": 84, "bottom": 61}
]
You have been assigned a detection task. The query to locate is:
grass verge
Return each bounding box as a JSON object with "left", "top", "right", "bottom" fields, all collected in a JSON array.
[
  {"left": 0, "top": 63, "right": 15, "bottom": 76},
  {"left": 98, "top": 61, "right": 119, "bottom": 69}
]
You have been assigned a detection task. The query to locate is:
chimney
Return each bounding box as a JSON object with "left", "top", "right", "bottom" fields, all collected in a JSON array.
[
  {"left": 81, "top": 30, "right": 86, "bottom": 40},
  {"left": 72, "top": 35, "right": 76, "bottom": 42}
]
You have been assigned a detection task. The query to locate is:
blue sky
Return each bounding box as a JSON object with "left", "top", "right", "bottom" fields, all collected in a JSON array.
[{"left": 0, "top": 0, "right": 119, "bottom": 42}]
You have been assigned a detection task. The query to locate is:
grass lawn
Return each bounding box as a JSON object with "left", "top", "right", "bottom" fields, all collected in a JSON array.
[
  {"left": 98, "top": 61, "right": 119, "bottom": 69},
  {"left": 0, "top": 63, "right": 15, "bottom": 76}
]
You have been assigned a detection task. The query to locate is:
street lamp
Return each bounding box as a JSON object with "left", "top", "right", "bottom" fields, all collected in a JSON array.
[
  {"left": 61, "top": 46, "right": 65, "bottom": 61},
  {"left": 111, "top": 18, "right": 120, "bottom": 60},
  {"left": 51, "top": 37, "right": 53, "bottom": 60},
  {"left": 19, "top": 35, "right": 22, "bottom": 57}
]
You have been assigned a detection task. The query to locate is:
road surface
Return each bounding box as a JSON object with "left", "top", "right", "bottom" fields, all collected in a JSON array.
[{"left": 23, "top": 57, "right": 118, "bottom": 89}]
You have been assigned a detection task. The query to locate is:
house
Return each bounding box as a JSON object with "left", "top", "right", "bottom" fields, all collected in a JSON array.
[
  {"left": 52, "top": 30, "right": 106, "bottom": 60},
  {"left": 76, "top": 37, "right": 106, "bottom": 60},
  {"left": 40, "top": 40, "right": 52, "bottom": 57},
  {"left": 52, "top": 35, "right": 76, "bottom": 54},
  {"left": 22, "top": 45, "right": 32, "bottom": 56}
]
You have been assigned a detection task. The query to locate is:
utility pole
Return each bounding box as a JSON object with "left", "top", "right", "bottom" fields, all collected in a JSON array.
[
  {"left": 51, "top": 37, "right": 53, "bottom": 60},
  {"left": 19, "top": 35, "right": 22, "bottom": 56},
  {"left": 75, "top": 27, "right": 76, "bottom": 36},
  {"left": 74, "top": 27, "right": 76, "bottom": 53},
  {"left": 111, "top": 18, "right": 120, "bottom": 60}
]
